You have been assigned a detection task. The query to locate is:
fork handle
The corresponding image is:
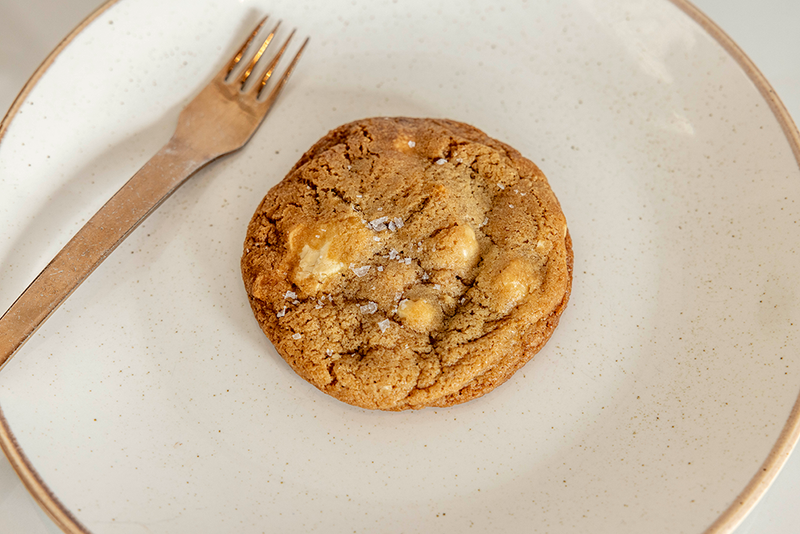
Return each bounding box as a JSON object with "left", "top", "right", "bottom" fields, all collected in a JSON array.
[{"left": 0, "top": 136, "right": 212, "bottom": 371}]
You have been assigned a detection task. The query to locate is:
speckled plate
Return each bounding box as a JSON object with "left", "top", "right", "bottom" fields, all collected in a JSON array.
[{"left": 1, "top": 0, "right": 799, "bottom": 533}]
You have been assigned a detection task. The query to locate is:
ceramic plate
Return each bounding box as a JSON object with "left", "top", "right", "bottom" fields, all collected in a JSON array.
[{"left": 1, "top": 0, "right": 799, "bottom": 532}]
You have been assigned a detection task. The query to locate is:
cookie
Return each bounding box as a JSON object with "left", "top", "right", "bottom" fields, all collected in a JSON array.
[{"left": 241, "top": 117, "right": 572, "bottom": 411}]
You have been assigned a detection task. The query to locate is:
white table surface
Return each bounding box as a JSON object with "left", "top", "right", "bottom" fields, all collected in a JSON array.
[{"left": 0, "top": 0, "right": 798, "bottom": 532}]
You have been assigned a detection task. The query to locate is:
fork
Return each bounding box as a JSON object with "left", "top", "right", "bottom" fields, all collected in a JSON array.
[{"left": 0, "top": 17, "right": 308, "bottom": 371}]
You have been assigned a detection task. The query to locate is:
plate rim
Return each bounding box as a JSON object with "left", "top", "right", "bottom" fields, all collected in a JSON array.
[
  {"left": 0, "top": 1, "right": 798, "bottom": 533},
  {"left": 0, "top": 2, "right": 121, "bottom": 531}
]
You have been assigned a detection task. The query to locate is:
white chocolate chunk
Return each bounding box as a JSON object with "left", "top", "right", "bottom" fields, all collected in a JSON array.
[
  {"left": 299, "top": 239, "right": 345, "bottom": 281},
  {"left": 428, "top": 224, "right": 479, "bottom": 272},
  {"left": 288, "top": 216, "right": 374, "bottom": 294},
  {"left": 491, "top": 258, "right": 537, "bottom": 314},
  {"left": 397, "top": 298, "right": 440, "bottom": 333}
]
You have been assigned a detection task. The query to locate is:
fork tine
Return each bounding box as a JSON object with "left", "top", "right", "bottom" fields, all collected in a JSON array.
[
  {"left": 221, "top": 16, "right": 268, "bottom": 81},
  {"left": 258, "top": 35, "right": 309, "bottom": 105},
  {"left": 237, "top": 20, "right": 282, "bottom": 87},
  {"left": 253, "top": 29, "right": 295, "bottom": 93}
]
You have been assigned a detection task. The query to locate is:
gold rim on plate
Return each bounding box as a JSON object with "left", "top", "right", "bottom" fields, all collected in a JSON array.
[{"left": 0, "top": 1, "right": 798, "bottom": 533}]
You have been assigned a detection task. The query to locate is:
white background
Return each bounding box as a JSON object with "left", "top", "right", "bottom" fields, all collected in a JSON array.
[{"left": 0, "top": 0, "right": 798, "bottom": 532}]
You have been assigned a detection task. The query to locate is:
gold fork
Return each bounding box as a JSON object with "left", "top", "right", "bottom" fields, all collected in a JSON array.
[{"left": 0, "top": 17, "right": 308, "bottom": 371}]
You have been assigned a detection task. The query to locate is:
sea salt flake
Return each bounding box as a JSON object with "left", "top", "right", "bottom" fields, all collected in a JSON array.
[
  {"left": 350, "top": 264, "right": 371, "bottom": 277},
  {"left": 276, "top": 307, "right": 287, "bottom": 318},
  {"left": 422, "top": 272, "right": 429, "bottom": 280},
  {"left": 479, "top": 216, "right": 489, "bottom": 228},
  {"left": 284, "top": 291, "right": 297, "bottom": 300},
  {"left": 360, "top": 301, "right": 378, "bottom": 314},
  {"left": 369, "top": 216, "right": 388, "bottom": 231},
  {"left": 433, "top": 284, "right": 441, "bottom": 290},
  {"left": 404, "top": 257, "right": 412, "bottom": 265},
  {"left": 326, "top": 349, "right": 333, "bottom": 356},
  {"left": 356, "top": 194, "right": 362, "bottom": 198},
  {"left": 509, "top": 204, "right": 515, "bottom": 208},
  {"left": 377, "top": 266, "right": 384, "bottom": 271},
  {"left": 373, "top": 236, "right": 381, "bottom": 242},
  {"left": 315, "top": 304, "right": 323, "bottom": 309},
  {"left": 292, "top": 300, "right": 300, "bottom": 305},
  {"left": 456, "top": 158, "right": 463, "bottom": 163},
  {"left": 408, "top": 140, "right": 416, "bottom": 148},
  {"left": 378, "top": 319, "right": 391, "bottom": 333},
  {"left": 388, "top": 221, "right": 396, "bottom": 232},
  {"left": 392, "top": 217, "right": 404, "bottom": 229},
  {"left": 378, "top": 207, "right": 383, "bottom": 211},
  {"left": 389, "top": 249, "right": 399, "bottom": 260},
  {"left": 498, "top": 183, "right": 505, "bottom": 190},
  {"left": 292, "top": 333, "right": 302, "bottom": 340},
  {"left": 436, "top": 158, "right": 447, "bottom": 165}
]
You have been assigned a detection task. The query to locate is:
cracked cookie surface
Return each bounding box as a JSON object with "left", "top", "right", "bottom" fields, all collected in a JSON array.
[{"left": 242, "top": 117, "right": 573, "bottom": 411}]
